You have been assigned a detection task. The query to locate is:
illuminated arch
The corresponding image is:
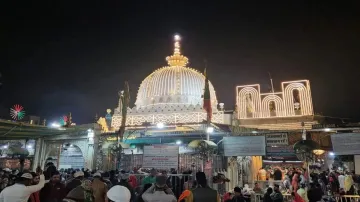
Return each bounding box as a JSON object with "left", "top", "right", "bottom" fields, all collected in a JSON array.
[
  {"left": 283, "top": 83, "right": 313, "bottom": 116},
  {"left": 237, "top": 87, "right": 261, "bottom": 118},
  {"left": 261, "top": 95, "right": 285, "bottom": 117}
]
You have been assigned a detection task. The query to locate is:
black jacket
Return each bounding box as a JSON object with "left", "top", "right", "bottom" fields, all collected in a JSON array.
[
  {"left": 308, "top": 187, "right": 323, "bottom": 202},
  {"left": 65, "top": 178, "right": 82, "bottom": 194}
]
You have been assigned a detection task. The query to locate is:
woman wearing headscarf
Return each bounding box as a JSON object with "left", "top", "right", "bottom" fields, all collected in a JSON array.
[{"left": 64, "top": 179, "right": 94, "bottom": 202}]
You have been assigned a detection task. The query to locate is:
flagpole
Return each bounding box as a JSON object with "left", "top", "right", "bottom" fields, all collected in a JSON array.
[
  {"left": 204, "top": 59, "right": 210, "bottom": 141},
  {"left": 268, "top": 72, "right": 275, "bottom": 94}
]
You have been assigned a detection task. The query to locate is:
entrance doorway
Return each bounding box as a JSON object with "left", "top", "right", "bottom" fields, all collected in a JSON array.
[
  {"left": 59, "top": 144, "right": 84, "bottom": 170},
  {"left": 45, "top": 144, "right": 85, "bottom": 170}
]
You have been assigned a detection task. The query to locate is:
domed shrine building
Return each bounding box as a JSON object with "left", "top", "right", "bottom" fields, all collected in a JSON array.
[
  {"left": 112, "top": 36, "right": 223, "bottom": 128},
  {"left": 96, "top": 35, "right": 230, "bottom": 171},
  {"left": 96, "top": 35, "right": 338, "bottom": 176}
]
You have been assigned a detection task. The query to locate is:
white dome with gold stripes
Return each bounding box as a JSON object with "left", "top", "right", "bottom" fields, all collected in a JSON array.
[{"left": 134, "top": 35, "right": 218, "bottom": 109}]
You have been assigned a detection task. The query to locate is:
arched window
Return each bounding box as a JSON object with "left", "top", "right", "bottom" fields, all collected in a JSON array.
[
  {"left": 245, "top": 93, "right": 254, "bottom": 118},
  {"left": 293, "top": 89, "right": 301, "bottom": 115},
  {"left": 269, "top": 101, "right": 276, "bottom": 117}
]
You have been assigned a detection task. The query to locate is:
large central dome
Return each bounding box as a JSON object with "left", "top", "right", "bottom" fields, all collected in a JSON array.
[{"left": 135, "top": 35, "right": 218, "bottom": 109}]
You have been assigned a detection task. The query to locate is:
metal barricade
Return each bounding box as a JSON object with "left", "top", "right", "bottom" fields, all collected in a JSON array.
[
  {"left": 335, "top": 195, "right": 360, "bottom": 202},
  {"left": 120, "top": 154, "right": 227, "bottom": 173},
  {"left": 254, "top": 180, "right": 284, "bottom": 190},
  {"left": 254, "top": 193, "right": 292, "bottom": 202}
]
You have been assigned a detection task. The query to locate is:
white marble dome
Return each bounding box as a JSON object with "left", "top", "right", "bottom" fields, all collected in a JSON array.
[{"left": 134, "top": 36, "right": 218, "bottom": 109}]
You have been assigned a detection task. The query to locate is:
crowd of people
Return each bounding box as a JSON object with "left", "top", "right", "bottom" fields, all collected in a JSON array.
[
  {"left": 0, "top": 163, "right": 222, "bottom": 202},
  {"left": 248, "top": 165, "right": 360, "bottom": 202},
  {"left": 0, "top": 162, "right": 359, "bottom": 202}
]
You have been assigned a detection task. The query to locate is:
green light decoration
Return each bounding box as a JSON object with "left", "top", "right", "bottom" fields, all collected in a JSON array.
[
  {"left": 59, "top": 116, "right": 68, "bottom": 126},
  {"left": 10, "top": 104, "right": 25, "bottom": 120}
]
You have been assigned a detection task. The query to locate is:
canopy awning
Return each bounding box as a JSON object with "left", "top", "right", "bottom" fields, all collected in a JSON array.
[{"left": 0, "top": 120, "right": 95, "bottom": 139}]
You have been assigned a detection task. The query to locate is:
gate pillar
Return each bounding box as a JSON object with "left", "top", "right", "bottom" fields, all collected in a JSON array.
[{"left": 32, "top": 138, "right": 44, "bottom": 170}]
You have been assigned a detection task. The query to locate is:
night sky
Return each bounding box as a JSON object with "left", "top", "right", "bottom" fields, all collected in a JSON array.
[{"left": 2, "top": 1, "right": 360, "bottom": 124}]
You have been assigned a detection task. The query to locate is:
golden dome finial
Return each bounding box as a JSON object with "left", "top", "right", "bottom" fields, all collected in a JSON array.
[
  {"left": 166, "top": 34, "right": 189, "bottom": 67},
  {"left": 174, "top": 34, "right": 181, "bottom": 55}
]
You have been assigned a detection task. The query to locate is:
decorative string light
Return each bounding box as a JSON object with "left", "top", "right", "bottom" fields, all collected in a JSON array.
[
  {"left": 282, "top": 80, "right": 313, "bottom": 116},
  {"left": 111, "top": 111, "right": 224, "bottom": 127},
  {"left": 134, "top": 34, "right": 217, "bottom": 109},
  {"left": 111, "top": 34, "right": 224, "bottom": 128},
  {"left": 236, "top": 85, "right": 261, "bottom": 118},
  {"left": 261, "top": 94, "right": 285, "bottom": 117},
  {"left": 165, "top": 34, "right": 189, "bottom": 67},
  {"left": 236, "top": 80, "right": 313, "bottom": 119}
]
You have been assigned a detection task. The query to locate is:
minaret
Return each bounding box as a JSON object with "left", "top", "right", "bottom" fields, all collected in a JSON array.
[{"left": 117, "top": 90, "right": 123, "bottom": 113}]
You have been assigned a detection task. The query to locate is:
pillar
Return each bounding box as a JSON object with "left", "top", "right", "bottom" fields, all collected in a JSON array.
[
  {"left": 227, "top": 157, "right": 238, "bottom": 192},
  {"left": 86, "top": 145, "right": 94, "bottom": 170},
  {"left": 32, "top": 138, "right": 43, "bottom": 171},
  {"left": 251, "top": 156, "right": 263, "bottom": 185},
  {"left": 92, "top": 133, "right": 99, "bottom": 170},
  {"left": 40, "top": 142, "right": 48, "bottom": 168}
]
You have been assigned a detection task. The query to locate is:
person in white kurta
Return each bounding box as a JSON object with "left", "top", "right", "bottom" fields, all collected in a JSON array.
[
  {"left": 338, "top": 173, "right": 345, "bottom": 189},
  {"left": 0, "top": 172, "right": 46, "bottom": 202}
]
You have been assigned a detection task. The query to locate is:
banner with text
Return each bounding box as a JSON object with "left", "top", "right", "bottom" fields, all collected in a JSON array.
[
  {"left": 223, "top": 136, "right": 266, "bottom": 156},
  {"left": 266, "top": 145, "right": 296, "bottom": 156},
  {"left": 143, "top": 145, "right": 179, "bottom": 169},
  {"left": 266, "top": 133, "right": 288, "bottom": 146},
  {"left": 331, "top": 133, "right": 360, "bottom": 155}
]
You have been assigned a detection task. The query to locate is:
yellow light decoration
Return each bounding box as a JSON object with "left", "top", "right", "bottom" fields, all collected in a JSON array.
[
  {"left": 165, "top": 34, "right": 189, "bottom": 67},
  {"left": 134, "top": 34, "right": 218, "bottom": 109},
  {"left": 282, "top": 80, "right": 313, "bottom": 116},
  {"left": 313, "top": 149, "right": 325, "bottom": 155},
  {"left": 236, "top": 85, "right": 262, "bottom": 118},
  {"left": 236, "top": 80, "right": 313, "bottom": 119},
  {"left": 97, "top": 117, "right": 109, "bottom": 132},
  {"left": 109, "top": 34, "right": 225, "bottom": 128},
  {"left": 111, "top": 111, "right": 224, "bottom": 127},
  {"left": 107, "top": 137, "right": 117, "bottom": 141},
  {"left": 261, "top": 94, "right": 285, "bottom": 117}
]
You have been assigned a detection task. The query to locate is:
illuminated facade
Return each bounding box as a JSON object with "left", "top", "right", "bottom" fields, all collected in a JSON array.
[
  {"left": 111, "top": 35, "right": 224, "bottom": 128},
  {"left": 236, "top": 80, "right": 313, "bottom": 119}
]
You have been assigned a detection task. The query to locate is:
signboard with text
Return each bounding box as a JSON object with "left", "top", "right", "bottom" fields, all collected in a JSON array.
[
  {"left": 223, "top": 136, "right": 266, "bottom": 156},
  {"left": 331, "top": 133, "right": 360, "bottom": 155},
  {"left": 266, "top": 133, "right": 288, "bottom": 146},
  {"left": 312, "top": 123, "right": 360, "bottom": 129},
  {"left": 266, "top": 145, "right": 296, "bottom": 156},
  {"left": 143, "top": 145, "right": 179, "bottom": 169}
]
